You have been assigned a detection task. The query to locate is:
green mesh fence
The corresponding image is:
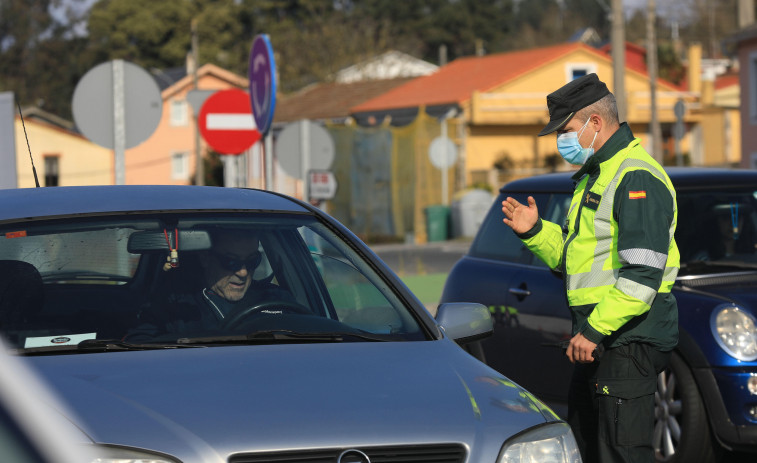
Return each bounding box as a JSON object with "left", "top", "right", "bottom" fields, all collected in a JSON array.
[{"left": 327, "top": 109, "right": 459, "bottom": 243}]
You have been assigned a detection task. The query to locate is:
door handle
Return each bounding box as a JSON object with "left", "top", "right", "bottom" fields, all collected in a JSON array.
[{"left": 508, "top": 287, "right": 531, "bottom": 297}]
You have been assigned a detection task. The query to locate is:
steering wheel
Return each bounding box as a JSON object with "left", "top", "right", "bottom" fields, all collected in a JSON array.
[{"left": 222, "top": 300, "right": 312, "bottom": 329}]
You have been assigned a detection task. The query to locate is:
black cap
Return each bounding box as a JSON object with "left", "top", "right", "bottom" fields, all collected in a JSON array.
[{"left": 538, "top": 73, "right": 610, "bottom": 136}]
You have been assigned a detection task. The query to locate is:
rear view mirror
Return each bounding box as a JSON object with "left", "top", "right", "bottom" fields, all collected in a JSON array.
[{"left": 127, "top": 230, "right": 212, "bottom": 253}]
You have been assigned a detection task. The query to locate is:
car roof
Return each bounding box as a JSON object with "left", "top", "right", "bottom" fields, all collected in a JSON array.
[
  {"left": 0, "top": 185, "right": 310, "bottom": 222},
  {"left": 499, "top": 167, "right": 757, "bottom": 194}
]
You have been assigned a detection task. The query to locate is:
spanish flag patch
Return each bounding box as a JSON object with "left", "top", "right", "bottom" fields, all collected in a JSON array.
[{"left": 629, "top": 190, "right": 647, "bottom": 199}]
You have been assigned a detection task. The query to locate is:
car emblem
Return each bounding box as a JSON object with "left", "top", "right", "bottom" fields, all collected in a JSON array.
[
  {"left": 337, "top": 449, "right": 370, "bottom": 463},
  {"left": 51, "top": 337, "right": 71, "bottom": 344}
]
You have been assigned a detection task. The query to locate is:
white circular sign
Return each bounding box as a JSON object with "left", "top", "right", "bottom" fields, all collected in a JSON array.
[
  {"left": 72, "top": 60, "right": 162, "bottom": 150},
  {"left": 429, "top": 136, "right": 458, "bottom": 169},
  {"left": 276, "top": 120, "right": 335, "bottom": 178}
]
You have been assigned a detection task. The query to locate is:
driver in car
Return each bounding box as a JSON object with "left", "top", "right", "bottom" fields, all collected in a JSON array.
[
  {"left": 200, "top": 228, "right": 267, "bottom": 318},
  {"left": 128, "top": 228, "right": 297, "bottom": 340}
]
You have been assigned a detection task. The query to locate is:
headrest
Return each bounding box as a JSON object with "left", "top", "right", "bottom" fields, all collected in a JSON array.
[{"left": 0, "top": 260, "right": 44, "bottom": 327}]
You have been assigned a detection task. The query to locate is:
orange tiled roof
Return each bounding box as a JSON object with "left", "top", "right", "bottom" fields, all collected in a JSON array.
[
  {"left": 715, "top": 73, "right": 739, "bottom": 90},
  {"left": 161, "top": 63, "right": 248, "bottom": 100},
  {"left": 351, "top": 42, "right": 599, "bottom": 113},
  {"left": 353, "top": 41, "right": 685, "bottom": 113},
  {"left": 273, "top": 78, "right": 416, "bottom": 123},
  {"left": 600, "top": 41, "right": 650, "bottom": 77}
]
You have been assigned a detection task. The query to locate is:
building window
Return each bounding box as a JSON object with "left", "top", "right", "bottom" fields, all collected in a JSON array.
[
  {"left": 44, "top": 156, "right": 59, "bottom": 187},
  {"left": 750, "top": 51, "right": 757, "bottom": 125},
  {"left": 170, "top": 100, "right": 188, "bottom": 126},
  {"left": 565, "top": 63, "right": 597, "bottom": 82},
  {"left": 171, "top": 152, "right": 190, "bottom": 180}
]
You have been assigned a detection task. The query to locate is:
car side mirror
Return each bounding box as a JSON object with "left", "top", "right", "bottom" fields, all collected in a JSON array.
[{"left": 435, "top": 302, "right": 493, "bottom": 344}]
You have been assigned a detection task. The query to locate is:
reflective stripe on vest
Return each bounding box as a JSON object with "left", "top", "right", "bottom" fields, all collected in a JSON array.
[{"left": 565, "top": 152, "right": 679, "bottom": 306}]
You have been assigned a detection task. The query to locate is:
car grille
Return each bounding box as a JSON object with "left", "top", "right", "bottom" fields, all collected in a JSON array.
[{"left": 229, "top": 444, "right": 467, "bottom": 463}]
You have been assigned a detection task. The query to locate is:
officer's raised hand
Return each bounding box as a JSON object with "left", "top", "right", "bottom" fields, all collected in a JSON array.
[{"left": 502, "top": 196, "right": 539, "bottom": 234}]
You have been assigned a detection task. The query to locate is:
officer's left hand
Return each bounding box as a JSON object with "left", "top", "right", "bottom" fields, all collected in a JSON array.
[{"left": 566, "top": 332, "right": 598, "bottom": 364}]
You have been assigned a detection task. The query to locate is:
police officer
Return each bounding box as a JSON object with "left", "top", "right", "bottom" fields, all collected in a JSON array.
[{"left": 502, "top": 73, "right": 679, "bottom": 463}]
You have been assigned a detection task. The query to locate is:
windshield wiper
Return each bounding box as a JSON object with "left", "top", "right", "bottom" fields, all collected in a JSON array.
[
  {"left": 14, "top": 339, "right": 204, "bottom": 355},
  {"left": 176, "top": 329, "right": 394, "bottom": 345},
  {"left": 78, "top": 339, "right": 206, "bottom": 351}
]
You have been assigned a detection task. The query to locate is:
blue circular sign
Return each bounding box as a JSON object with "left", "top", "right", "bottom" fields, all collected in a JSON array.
[{"left": 248, "top": 34, "right": 277, "bottom": 135}]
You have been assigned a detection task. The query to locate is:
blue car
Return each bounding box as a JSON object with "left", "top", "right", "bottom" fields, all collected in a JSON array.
[
  {"left": 441, "top": 167, "right": 757, "bottom": 462},
  {"left": 0, "top": 185, "right": 580, "bottom": 463}
]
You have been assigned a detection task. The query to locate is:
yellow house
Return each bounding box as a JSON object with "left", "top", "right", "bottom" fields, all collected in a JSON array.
[
  {"left": 14, "top": 108, "right": 112, "bottom": 187},
  {"left": 352, "top": 42, "right": 704, "bottom": 189},
  {"left": 125, "top": 63, "right": 248, "bottom": 185},
  {"left": 698, "top": 71, "right": 741, "bottom": 167}
]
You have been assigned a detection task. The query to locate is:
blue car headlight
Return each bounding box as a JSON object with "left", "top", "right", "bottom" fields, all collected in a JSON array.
[
  {"left": 498, "top": 422, "right": 581, "bottom": 463},
  {"left": 710, "top": 304, "right": 757, "bottom": 361}
]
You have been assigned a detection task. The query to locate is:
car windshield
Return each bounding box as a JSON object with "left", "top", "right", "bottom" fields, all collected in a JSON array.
[
  {"left": 0, "top": 213, "right": 426, "bottom": 353},
  {"left": 675, "top": 189, "right": 757, "bottom": 273}
]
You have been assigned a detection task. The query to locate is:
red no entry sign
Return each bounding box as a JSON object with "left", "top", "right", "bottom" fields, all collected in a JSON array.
[{"left": 198, "top": 88, "right": 261, "bottom": 155}]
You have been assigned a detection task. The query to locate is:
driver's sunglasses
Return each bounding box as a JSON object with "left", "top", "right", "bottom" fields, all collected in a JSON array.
[{"left": 212, "top": 251, "right": 262, "bottom": 273}]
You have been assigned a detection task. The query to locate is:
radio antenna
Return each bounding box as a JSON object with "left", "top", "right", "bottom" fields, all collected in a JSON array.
[{"left": 16, "top": 102, "right": 40, "bottom": 187}]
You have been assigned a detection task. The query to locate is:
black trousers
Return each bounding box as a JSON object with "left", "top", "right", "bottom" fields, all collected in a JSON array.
[{"left": 567, "top": 343, "right": 671, "bottom": 463}]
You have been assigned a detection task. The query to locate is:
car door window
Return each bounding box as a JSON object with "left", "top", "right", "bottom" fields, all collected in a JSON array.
[
  {"left": 298, "top": 227, "right": 418, "bottom": 335},
  {"left": 469, "top": 193, "right": 549, "bottom": 264},
  {"left": 529, "top": 193, "right": 572, "bottom": 268}
]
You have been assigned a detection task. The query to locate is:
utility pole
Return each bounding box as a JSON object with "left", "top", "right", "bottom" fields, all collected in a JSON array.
[
  {"left": 611, "top": 0, "right": 626, "bottom": 122},
  {"left": 739, "top": 0, "right": 755, "bottom": 29},
  {"left": 192, "top": 18, "right": 204, "bottom": 186},
  {"left": 647, "top": 0, "right": 663, "bottom": 163}
]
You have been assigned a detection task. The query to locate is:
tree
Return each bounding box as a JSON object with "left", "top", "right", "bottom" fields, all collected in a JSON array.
[
  {"left": 0, "top": 0, "right": 745, "bottom": 122},
  {"left": 87, "top": 0, "right": 196, "bottom": 68},
  {"left": 677, "top": 0, "right": 738, "bottom": 58}
]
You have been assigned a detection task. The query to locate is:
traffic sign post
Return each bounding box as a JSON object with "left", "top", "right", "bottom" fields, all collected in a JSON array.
[
  {"left": 198, "top": 88, "right": 261, "bottom": 155},
  {"left": 276, "top": 120, "right": 335, "bottom": 202},
  {"left": 429, "top": 111, "right": 458, "bottom": 206},
  {"left": 308, "top": 170, "right": 337, "bottom": 201},
  {"left": 72, "top": 60, "right": 162, "bottom": 185},
  {"left": 249, "top": 34, "right": 277, "bottom": 190}
]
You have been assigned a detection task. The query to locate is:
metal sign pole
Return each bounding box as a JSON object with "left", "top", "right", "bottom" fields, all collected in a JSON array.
[
  {"left": 440, "top": 117, "right": 449, "bottom": 206},
  {"left": 265, "top": 132, "right": 273, "bottom": 190},
  {"left": 299, "top": 120, "right": 310, "bottom": 202},
  {"left": 112, "top": 60, "right": 126, "bottom": 185}
]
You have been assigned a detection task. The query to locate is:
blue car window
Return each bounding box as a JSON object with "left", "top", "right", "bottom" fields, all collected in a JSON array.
[
  {"left": 469, "top": 193, "right": 549, "bottom": 264},
  {"left": 676, "top": 190, "right": 757, "bottom": 266},
  {"left": 527, "top": 193, "right": 573, "bottom": 268}
]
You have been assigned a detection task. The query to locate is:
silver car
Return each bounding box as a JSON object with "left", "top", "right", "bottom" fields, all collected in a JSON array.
[
  {"left": 0, "top": 185, "right": 580, "bottom": 463},
  {"left": 0, "top": 336, "right": 94, "bottom": 463}
]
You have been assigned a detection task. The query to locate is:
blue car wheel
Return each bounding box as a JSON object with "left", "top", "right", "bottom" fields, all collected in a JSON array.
[{"left": 655, "top": 352, "right": 716, "bottom": 462}]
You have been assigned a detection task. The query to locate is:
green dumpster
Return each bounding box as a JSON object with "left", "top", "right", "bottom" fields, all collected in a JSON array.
[{"left": 425, "top": 205, "right": 450, "bottom": 242}]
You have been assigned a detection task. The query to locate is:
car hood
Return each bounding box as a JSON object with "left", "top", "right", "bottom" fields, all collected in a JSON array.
[
  {"left": 25, "top": 340, "right": 554, "bottom": 462},
  {"left": 676, "top": 277, "right": 757, "bottom": 314}
]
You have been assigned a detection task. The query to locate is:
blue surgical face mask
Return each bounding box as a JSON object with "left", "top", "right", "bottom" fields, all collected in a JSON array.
[{"left": 556, "top": 118, "right": 598, "bottom": 165}]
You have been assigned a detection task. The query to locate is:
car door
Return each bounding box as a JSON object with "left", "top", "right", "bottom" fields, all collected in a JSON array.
[{"left": 477, "top": 192, "right": 574, "bottom": 413}]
